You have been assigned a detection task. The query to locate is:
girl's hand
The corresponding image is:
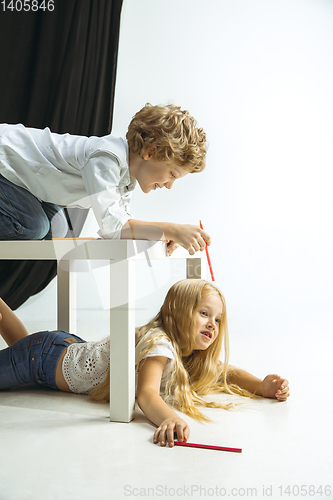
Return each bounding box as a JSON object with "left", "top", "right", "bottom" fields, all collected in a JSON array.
[
  {"left": 153, "top": 417, "right": 190, "bottom": 447},
  {"left": 261, "top": 374, "right": 290, "bottom": 401},
  {"left": 173, "top": 224, "right": 211, "bottom": 256}
]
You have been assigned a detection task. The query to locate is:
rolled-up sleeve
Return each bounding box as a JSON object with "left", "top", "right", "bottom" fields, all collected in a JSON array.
[{"left": 80, "top": 151, "right": 133, "bottom": 239}]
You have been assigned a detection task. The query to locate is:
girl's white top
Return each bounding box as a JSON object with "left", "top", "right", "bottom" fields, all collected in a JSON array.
[
  {"left": 62, "top": 333, "right": 175, "bottom": 395},
  {"left": 0, "top": 123, "right": 136, "bottom": 238},
  {"left": 135, "top": 333, "right": 175, "bottom": 393}
]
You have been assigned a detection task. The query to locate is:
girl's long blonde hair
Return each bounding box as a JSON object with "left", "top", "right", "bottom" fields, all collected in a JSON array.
[{"left": 91, "top": 279, "right": 256, "bottom": 421}]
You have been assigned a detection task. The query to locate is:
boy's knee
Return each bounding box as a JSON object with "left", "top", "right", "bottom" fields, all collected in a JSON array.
[
  {"left": 28, "top": 215, "right": 51, "bottom": 239},
  {"left": 47, "top": 209, "right": 68, "bottom": 238},
  {"left": 0, "top": 206, "right": 51, "bottom": 240}
]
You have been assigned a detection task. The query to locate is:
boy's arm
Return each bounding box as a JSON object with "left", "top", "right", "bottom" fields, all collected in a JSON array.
[
  {"left": 121, "top": 219, "right": 210, "bottom": 256},
  {"left": 81, "top": 155, "right": 210, "bottom": 254},
  {"left": 0, "top": 298, "right": 29, "bottom": 346},
  {"left": 137, "top": 356, "right": 190, "bottom": 446}
]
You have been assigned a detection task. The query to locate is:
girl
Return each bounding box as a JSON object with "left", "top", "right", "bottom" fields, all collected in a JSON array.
[{"left": 0, "top": 280, "right": 290, "bottom": 446}]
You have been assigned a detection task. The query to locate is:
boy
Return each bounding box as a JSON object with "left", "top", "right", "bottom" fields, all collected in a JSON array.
[{"left": 0, "top": 103, "right": 210, "bottom": 255}]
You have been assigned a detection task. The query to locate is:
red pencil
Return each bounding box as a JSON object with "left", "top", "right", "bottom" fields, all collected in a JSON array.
[
  {"left": 174, "top": 441, "right": 242, "bottom": 453},
  {"left": 199, "top": 220, "right": 215, "bottom": 281}
]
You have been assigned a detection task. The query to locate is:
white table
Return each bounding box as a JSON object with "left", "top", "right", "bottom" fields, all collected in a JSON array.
[{"left": 0, "top": 239, "right": 205, "bottom": 422}]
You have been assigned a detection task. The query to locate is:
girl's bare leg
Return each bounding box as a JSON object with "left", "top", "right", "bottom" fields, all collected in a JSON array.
[{"left": 0, "top": 298, "right": 29, "bottom": 346}]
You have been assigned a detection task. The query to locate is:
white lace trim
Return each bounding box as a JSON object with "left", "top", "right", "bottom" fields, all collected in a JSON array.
[
  {"left": 62, "top": 338, "right": 110, "bottom": 394},
  {"left": 62, "top": 333, "right": 175, "bottom": 396}
]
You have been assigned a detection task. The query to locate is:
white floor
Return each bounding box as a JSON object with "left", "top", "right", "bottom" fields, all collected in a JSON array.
[{"left": 1, "top": 282, "right": 332, "bottom": 500}]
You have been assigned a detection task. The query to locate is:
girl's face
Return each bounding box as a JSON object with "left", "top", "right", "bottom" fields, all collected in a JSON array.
[{"left": 192, "top": 294, "right": 223, "bottom": 350}]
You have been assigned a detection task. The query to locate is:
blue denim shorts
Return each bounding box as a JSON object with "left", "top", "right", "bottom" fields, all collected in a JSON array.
[{"left": 0, "top": 331, "right": 86, "bottom": 390}]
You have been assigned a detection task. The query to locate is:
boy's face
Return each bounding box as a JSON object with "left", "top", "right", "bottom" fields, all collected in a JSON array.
[{"left": 132, "top": 155, "right": 189, "bottom": 194}]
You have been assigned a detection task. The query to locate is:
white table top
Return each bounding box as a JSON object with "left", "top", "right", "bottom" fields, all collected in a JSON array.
[{"left": 0, "top": 239, "right": 201, "bottom": 261}]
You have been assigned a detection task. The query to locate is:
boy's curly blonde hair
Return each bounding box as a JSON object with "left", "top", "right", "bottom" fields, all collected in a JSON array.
[{"left": 126, "top": 103, "right": 207, "bottom": 172}]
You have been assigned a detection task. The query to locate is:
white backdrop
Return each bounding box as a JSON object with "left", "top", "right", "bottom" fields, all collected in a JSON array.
[
  {"left": 14, "top": 0, "right": 333, "bottom": 368},
  {"left": 111, "top": 0, "right": 333, "bottom": 337}
]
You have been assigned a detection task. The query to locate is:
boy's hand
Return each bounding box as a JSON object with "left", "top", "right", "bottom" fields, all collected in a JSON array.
[
  {"left": 166, "top": 240, "right": 179, "bottom": 256},
  {"left": 153, "top": 417, "right": 190, "bottom": 447},
  {"left": 173, "top": 224, "right": 211, "bottom": 256},
  {"left": 261, "top": 374, "right": 290, "bottom": 401}
]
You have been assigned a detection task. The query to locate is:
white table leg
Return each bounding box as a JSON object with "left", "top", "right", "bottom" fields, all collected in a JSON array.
[
  {"left": 109, "top": 259, "right": 135, "bottom": 422},
  {"left": 186, "top": 257, "right": 206, "bottom": 279},
  {"left": 57, "top": 261, "right": 77, "bottom": 333}
]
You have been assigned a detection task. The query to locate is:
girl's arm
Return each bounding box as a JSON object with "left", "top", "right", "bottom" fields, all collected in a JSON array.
[
  {"left": 227, "top": 365, "right": 263, "bottom": 394},
  {"left": 0, "top": 298, "right": 29, "bottom": 346},
  {"left": 121, "top": 219, "right": 210, "bottom": 256},
  {"left": 227, "top": 365, "right": 290, "bottom": 401},
  {"left": 137, "top": 356, "right": 190, "bottom": 447}
]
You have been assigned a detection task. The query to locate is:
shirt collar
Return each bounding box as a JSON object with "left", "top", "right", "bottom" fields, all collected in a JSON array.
[{"left": 121, "top": 138, "right": 136, "bottom": 191}]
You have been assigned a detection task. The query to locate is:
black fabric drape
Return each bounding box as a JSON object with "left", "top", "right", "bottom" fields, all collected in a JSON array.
[{"left": 0, "top": 0, "right": 123, "bottom": 309}]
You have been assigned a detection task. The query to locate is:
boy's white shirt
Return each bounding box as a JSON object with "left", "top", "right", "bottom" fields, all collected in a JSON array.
[{"left": 0, "top": 123, "right": 136, "bottom": 238}]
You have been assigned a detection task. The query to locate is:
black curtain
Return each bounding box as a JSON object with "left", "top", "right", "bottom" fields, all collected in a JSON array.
[{"left": 0, "top": 0, "right": 123, "bottom": 309}]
